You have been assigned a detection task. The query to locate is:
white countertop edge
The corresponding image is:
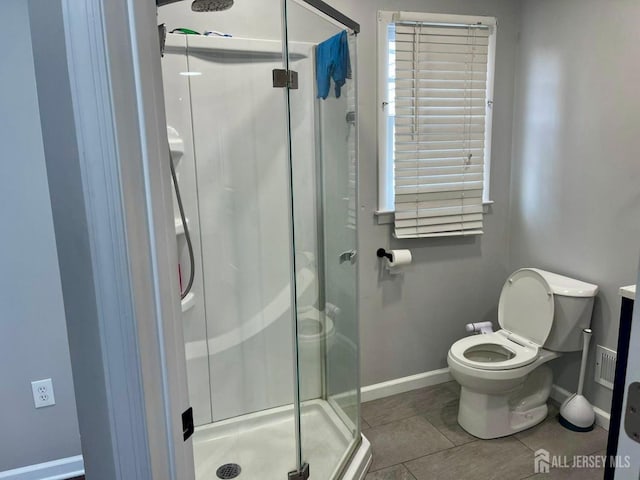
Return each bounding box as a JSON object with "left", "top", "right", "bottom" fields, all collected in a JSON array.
[{"left": 620, "top": 284, "right": 636, "bottom": 300}]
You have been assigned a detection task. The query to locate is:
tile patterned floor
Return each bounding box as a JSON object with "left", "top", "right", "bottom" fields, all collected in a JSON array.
[{"left": 363, "top": 382, "right": 608, "bottom": 480}]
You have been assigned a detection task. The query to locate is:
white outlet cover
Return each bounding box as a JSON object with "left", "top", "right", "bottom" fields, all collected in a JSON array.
[{"left": 31, "top": 378, "right": 56, "bottom": 408}]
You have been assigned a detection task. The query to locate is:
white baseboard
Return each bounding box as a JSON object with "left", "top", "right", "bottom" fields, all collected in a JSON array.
[
  {"left": 361, "top": 368, "right": 452, "bottom": 403},
  {"left": 0, "top": 455, "right": 84, "bottom": 480},
  {"left": 550, "top": 384, "right": 610, "bottom": 431}
]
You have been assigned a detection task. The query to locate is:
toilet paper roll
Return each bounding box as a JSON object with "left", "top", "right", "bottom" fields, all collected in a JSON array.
[
  {"left": 385, "top": 249, "right": 412, "bottom": 274},
  {"left": 465, "top": 321, "right": 494, "bottom": 335}
]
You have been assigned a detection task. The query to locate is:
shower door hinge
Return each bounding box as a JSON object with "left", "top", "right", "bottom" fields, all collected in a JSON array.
[
  {"left": 288, "top": 463, "right": 309, "bottom": 480},
  {"left": 273, "top": 69, "right": 299, "bottom": 89},
  {"left": 182, "top": 407, "right": 194, "bottom": 441}
]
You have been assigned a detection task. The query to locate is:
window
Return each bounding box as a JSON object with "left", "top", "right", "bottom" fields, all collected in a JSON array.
[{"left": 377, "top": 11, "right": 497, "bottom": 238}]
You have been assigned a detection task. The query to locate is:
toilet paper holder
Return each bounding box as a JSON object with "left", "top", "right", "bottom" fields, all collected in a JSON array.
[{"left": 376, "top": 248, "right": 393, "bottom": 261}]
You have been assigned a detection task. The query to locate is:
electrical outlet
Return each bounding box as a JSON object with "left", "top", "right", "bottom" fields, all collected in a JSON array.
[{"left": 31, "top": 378, "right": 56, "bottom": 408}]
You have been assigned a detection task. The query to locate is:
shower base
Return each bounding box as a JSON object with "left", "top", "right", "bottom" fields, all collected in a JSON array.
[{"left": 193, "top": 400, "right": 371, "bottom": 480}]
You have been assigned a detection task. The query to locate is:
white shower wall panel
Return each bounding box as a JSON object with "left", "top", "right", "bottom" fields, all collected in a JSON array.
[
  {"left": 162, "top": 34, "right": 321, "bottom": 422},
  {"left": 186, "top": 36, "right": 319, "bottom": 420},
  {"left": 161, "top": 35, "right": 212, "bottom": 426},
  {"left": 288, "top": 49, "right": 321, "bottom": 269}
]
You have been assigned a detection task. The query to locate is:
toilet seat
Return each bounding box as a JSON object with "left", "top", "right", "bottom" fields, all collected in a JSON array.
[
  {"left": 450, "top": 269, "right": 556, "bottom": 371},
  {"left": 449, "top": 331, "right": 539, "bottom": 370}
]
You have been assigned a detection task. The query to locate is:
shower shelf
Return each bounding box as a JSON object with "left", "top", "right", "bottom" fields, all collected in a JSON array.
[
  {"left": 175, "top": 217, "right": 189, "bottom": 236},
  {"left": 181, "top": 292, "right": 196, "bottom": 313}
]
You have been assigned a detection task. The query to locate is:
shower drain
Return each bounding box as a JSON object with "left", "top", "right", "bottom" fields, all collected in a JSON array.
[{"left": 216, "top": 463, "right": 241, "bottom": 479}]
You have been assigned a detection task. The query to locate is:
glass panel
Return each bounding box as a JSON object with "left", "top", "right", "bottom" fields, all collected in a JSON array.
[
  {"left": 284, "top": 1, "right": 360, "bottom": 478},
  {"left": 159, "top": 4, "right": 299, "bottom": 478}
]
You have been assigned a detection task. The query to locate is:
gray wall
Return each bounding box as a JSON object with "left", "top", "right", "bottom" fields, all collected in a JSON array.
[
  {"left": 326, "top": 0, "right": 521, "bottom": 386},
  {"left": 510, "top": 0, "right": 640, "bottom": 412},
  {"left": 159, "top": 0, "right": 522, "bottom": 387},
  {"left": 0, "top": 0, "right": 81, "bottom": 471}
]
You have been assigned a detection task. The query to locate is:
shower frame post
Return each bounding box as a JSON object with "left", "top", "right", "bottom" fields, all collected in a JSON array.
[
  {"left": 55, "top": 0, "right": 195, "bottom": 478},
  {"left": 282, "top": 1, "right": 362, "bottom": 480}
]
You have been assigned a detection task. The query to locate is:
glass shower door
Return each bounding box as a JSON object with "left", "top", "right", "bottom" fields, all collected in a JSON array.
[{"left": 284, "top": 1, "right": 360, "bottom": 478}]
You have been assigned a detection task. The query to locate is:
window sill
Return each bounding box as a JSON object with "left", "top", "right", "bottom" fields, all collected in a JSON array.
[
  {"left": 482, "top": 200, "right": 494, "bottom": 214},
  {"left": 375, "top": 201, "right": 494, "bottom": 225},
  {"left": 374, "top": 209, "right": 394, "bottom": 225}
]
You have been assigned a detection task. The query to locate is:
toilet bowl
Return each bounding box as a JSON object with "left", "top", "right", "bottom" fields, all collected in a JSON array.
[{"left": 447, "top": 268, "right": 598, "bottom": 439}]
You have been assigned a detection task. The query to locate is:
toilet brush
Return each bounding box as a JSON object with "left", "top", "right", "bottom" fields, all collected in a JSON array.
[{"left": 559, "top": 328, "right": 596, "bottom": 431}]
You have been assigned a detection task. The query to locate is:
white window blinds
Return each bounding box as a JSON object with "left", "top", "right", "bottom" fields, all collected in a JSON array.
[{"left": 393, "top": 21, "right": 492, "bottom": 239}]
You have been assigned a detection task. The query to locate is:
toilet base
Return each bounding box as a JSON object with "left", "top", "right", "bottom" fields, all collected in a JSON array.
[{"left": 457, "top": 365, "right": 553, "bottom": 439}]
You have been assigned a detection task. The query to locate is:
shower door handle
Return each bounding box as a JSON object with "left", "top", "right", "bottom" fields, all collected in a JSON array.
[{"left": 339, "top": 250, "right": 357, "bottom": 264}]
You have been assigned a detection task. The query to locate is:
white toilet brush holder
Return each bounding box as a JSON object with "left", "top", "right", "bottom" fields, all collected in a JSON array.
[{"left": 559, "top": 328, "right": 596, "bottom": 431}]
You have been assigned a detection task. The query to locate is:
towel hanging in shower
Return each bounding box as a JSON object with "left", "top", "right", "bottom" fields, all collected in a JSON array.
[{"left": 316, "top": 30, "right": 351, "bottom": 100}]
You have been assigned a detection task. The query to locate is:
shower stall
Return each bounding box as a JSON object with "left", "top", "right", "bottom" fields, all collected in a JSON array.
[{"left": 159, "top": 1, "right": 368, "bottom": 479}]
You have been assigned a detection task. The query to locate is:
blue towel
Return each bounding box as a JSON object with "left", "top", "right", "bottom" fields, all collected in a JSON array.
[{"left": 316, "top": 30, "right": 351, "bottom": 100}]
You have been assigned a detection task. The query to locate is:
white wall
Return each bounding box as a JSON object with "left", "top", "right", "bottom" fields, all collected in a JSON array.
[
  {"left": 159, "top": 0, "right": 522, "bottom": 388},
  {"left": 0, "top": 0, "right": 81, "bottom": 471},
  {"left": 510, "top": 0, "right": 640, "bottom": 413}
]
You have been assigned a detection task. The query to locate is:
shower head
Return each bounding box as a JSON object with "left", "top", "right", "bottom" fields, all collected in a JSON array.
[
  {"left": 191, "top": 0, "right": 234, "bottom": 12},
  {"left": 157, "top": 0, "right": 234, "bottom": 12},
  {"left": 156, "top": 0, "right": 233, "bottom": 55}
]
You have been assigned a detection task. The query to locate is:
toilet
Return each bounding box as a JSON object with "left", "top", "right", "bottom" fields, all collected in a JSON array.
[{"left": 447, "top": 268, "right": 598, "bottom": 439}]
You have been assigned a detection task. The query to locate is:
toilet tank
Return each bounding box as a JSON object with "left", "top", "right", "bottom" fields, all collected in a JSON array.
[{"left": 531, "top": 269, "right": 599, "bottom": 352}]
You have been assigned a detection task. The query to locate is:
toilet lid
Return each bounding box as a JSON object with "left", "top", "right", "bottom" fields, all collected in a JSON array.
[{"left": 498, "top": 269, "right": 555, "bottom": 347}]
